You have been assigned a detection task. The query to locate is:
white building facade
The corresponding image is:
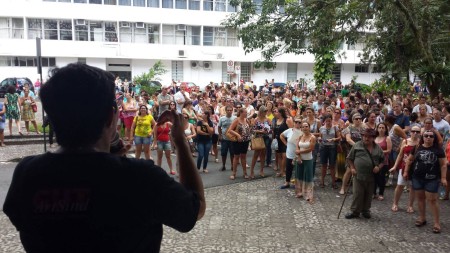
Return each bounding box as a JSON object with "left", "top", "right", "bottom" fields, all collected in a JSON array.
[{"left": 0, "top": 0, "right": 382, "bottom": 87}]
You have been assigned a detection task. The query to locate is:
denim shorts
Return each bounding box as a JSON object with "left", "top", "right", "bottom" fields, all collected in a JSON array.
[
  {"left": 320, "top": 145, "right": 337, "bottom": 165},
  {"left": 0, "top": 121, "right": 4, "bottom": 130},
  {"left": 157, "top": 141, "right": 171, "bottom": 151},
  {"left": 134, "top": 136, "right": 152, "bottom": 145},
  {"left": 412, "top": 177, "right": 440, "bottom": 193}
]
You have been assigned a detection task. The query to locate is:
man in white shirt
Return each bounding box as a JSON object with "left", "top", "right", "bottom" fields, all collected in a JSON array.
[
  {"left": 174, "top": 84, "right": 190, "bottom": 114},
  {"left": 412, "top": 96, "right": 432, "bottom": 114},
  {"left": 433, "top": 108, "right": 450, "bottom": 137}
]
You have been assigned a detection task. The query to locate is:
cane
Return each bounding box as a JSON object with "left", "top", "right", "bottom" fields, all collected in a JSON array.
[{"left": 337, "top": 175, "right": 353, "bottom": 219}]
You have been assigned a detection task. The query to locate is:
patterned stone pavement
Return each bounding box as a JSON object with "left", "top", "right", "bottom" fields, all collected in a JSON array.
[
  {"left": 2, "top": 102, "right": 449, "bottom": 252},
  {"left": 3, "top": 175, "right": 449, "bottom": 253}
]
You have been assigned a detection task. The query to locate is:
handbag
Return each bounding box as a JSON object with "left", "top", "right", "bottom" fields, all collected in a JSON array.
[
  {"left": 31, "top": 103, "right": 38, "bottom": 113},
  {"left": 225, "top": 127, "right": 238, "bottom": 142},
  {"left": 251, "top": 136, "right": 265, "bottom": 150}
]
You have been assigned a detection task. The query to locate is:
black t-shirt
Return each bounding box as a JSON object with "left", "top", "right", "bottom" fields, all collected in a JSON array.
[
  {"left": 196, "top": 120, "right": 213, "bottom": 143},
  {"left": 3, "top": 152, "right": 200, "bottom": 253},
  {"left": 411, "top": 145, "right": 445, "bottom": 180}
]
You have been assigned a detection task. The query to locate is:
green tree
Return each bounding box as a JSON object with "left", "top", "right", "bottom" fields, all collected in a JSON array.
[
  {"left": 133, "top": 60, "right": 168, "bottom": 95},
  {"left": 224, "top": 0, "right": 450, "bottom": 96}
]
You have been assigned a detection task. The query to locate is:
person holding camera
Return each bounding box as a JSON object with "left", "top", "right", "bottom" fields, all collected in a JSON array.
[{"left": 3, "top": 63, "right": 205, "bottom": 252}]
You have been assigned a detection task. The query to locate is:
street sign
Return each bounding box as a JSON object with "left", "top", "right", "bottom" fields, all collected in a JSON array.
[
  {"left": 227, "top": 60, "right": 234, "bottom": 73},
  {"left": 235, "top": 65, "right": 241, "bottom": 74}
]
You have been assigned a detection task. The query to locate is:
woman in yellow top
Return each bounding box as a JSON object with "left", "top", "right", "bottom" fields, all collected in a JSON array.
[{"left": 131, "top": 105, "right": 156, "bottom": 160}]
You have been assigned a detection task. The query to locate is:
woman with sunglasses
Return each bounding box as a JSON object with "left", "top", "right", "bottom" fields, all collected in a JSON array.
[
  {"left": 404, "top": 130, "right": 447, "bottom": 233},
  {"left": 373, "top": 122, "right": 392, "bottom": 201},
  {"left": 389, "top": 125, "right": 421, "bottom": 213},
  {"left": 295, "top": 121, "right": 317, "bottom": 202},
  {"left": 130, "top": 105, "right": 156, "bottom": 160},
  {"left": 318, "top": 114, "right": 340, "bottom": 189},
  {"left": 169, "top": 101, "right": 177, "bottom": 112}
]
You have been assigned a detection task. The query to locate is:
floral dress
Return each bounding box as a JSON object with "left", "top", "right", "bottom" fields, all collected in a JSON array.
[
  {"left": 5, "top": 93, "right": 20, "bottom": 120},
  {"left": 21, "top": 97, "right": 35, "bottom": 121},
  {"left": 252, "top": 118, "right": 270, "bottom": 138},
  {"left": 237, "top": 121, "right": 252, "bottom": 142}
]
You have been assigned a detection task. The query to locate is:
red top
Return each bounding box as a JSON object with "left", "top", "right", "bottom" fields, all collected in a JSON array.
[
  {"left": 399, "top": 145, "right": 414, "bottom": 170},
  {"left": 156, "top": 124, "right": 170, "bottom": 142}
]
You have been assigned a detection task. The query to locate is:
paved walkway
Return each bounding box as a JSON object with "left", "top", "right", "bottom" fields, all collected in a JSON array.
[{"left": 2, "top": 176, "right": 450, "bottom": 252}]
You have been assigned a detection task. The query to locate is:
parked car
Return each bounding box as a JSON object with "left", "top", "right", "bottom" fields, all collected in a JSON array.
[
  {"left": 179, "top": 81, "right": 198, "bottom": 92},
  {"left": 0, "top": 77, "right": 34, "bottom": 97}
]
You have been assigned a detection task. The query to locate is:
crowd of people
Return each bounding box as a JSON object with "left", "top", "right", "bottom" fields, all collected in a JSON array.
[
  {"left": 1, "top": 72, "right": 448, "bottom": 234},
  {"left": 114, "top": 78, "right": 448, "bottom": 233},
  {"left": 0, "top": 83, "right": 41, "bottom": 147}
]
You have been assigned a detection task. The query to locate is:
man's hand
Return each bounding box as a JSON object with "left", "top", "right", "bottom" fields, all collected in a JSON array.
[
  {"left": 442, "top": 178, "right": 448, "bottom": 188},
  {"left": 351, "top": 168, "right": 357, "bottom": 175}
]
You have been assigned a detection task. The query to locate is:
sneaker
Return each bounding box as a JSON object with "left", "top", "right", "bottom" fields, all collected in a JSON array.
[
  {"left": 220, "top": 166, "right": 226, "bottom": 171},
  {"left": 215, "top": 158, "right": 219, "bottom": 163},
  {"left": 280, "top": 184, "right": 290, "bottom": 189}
]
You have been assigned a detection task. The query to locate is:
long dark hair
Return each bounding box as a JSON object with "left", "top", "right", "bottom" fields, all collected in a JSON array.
[
  {"left": 203, "top": 110, "right": 213, "bottom": 125},
  {"left": 278, "top": 107, "right": 288, "bottom": 119}
]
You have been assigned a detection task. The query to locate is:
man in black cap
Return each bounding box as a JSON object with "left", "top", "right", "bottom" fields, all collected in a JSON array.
[{"left": 345, "top": 128, "right": 385, "bottom": 219}]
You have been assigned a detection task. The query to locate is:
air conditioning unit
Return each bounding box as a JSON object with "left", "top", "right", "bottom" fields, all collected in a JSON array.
[
  {"left": 120, "top": 22, "right": 131, "bottom": 28},
  {"left": 178, "top": 50, "right": 186, "bottom": 58},
  {"left": 217, "top": 53, "right": 223, "bottom": 59},
  {"left": 176, "top": 24, "right": 187, "bottom": 31},
  {"left": 75, "top": 19, "right": 86, "bottom": 26},
  {"left": 135, "top": 22, "right": 145, "bottom": 29},
  {"left": 217, "top": 27, "right": 226, "bottom": 33},
  {"left": 203, "top": 61, "right": 212, "bottom": 70},
  {"left": 191, "top": 61, "right": 199, "bottom": 69}
]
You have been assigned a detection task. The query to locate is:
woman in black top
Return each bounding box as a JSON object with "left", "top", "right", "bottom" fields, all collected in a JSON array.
[
  {"left": 196, "top": 111, "right": 214, "bottom": 173},
  {"left": 404, "top": 130, "right": 447, "bottom": 233},
  {"left": 273, "top": 107, "right": 293, "bottom": 178}
]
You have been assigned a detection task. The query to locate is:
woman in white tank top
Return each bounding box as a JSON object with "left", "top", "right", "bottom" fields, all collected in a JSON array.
[{"left": 295, "top": 121, "right": 316, "bottom": 202}]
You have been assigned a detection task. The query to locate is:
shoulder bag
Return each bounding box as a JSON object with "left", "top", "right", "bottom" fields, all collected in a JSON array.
[
  {"left": 225, "top": 119, "right": 238, "bottom": 142},
  {"left": 251, "top": 135, "right": 265, "bottom": 150}
]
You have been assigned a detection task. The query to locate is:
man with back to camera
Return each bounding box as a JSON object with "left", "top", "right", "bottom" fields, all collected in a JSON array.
[{"left": 3, "top": 63, "right": 206, "bottom": 253}]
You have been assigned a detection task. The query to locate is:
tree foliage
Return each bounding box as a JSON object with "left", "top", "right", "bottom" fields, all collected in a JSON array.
[
  {"left": 133, "top": 60, "right": 168, "bottom": 95},
  {"left": 224, "top": 0, "right": 450, "bottom": 97}
]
